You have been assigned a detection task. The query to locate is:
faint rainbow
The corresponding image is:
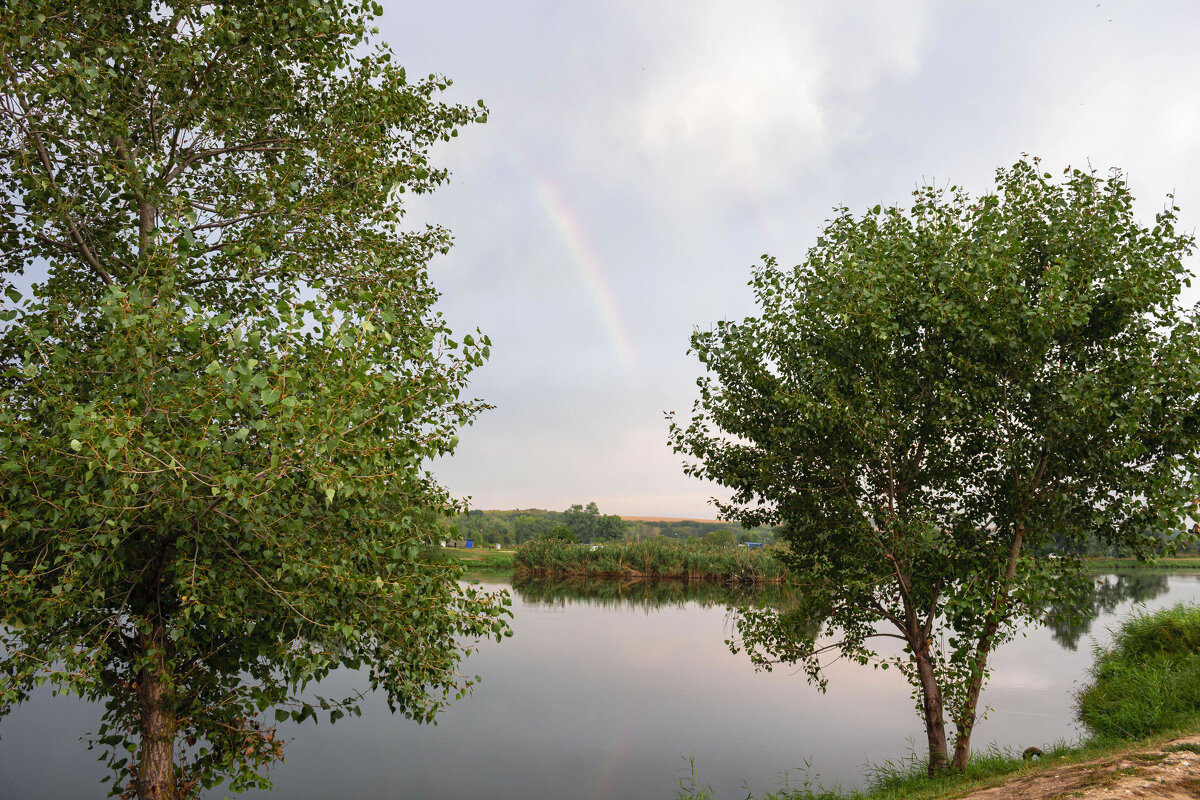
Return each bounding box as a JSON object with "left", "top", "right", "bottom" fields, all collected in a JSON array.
[
  {"left": 530, "top": 178, "right": 637, "bottom": 368},
  {"left": 505, "top": 143, "right": 637, "bottom": 369},
  {"left": 589, "top": 730, "right": 634, "bottom": 800}
]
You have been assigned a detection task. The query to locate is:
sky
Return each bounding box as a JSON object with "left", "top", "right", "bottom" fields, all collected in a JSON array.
[{"left": 375, "top": 0, "right": 1200, "bottom": 519}]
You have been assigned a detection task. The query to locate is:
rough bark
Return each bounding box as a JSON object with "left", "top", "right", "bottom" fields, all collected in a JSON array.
[
  {"left": 135, "top": 624, "right": 177, "bottom": 800},
  {"left": 914, "top": 647, "right": 950, "bottom": 775},
  {"left": 950, "top": 524, "right": 1026, "bottom": 770},
  {"left": 950, "top": 638, "right": 990, "bottom": 770},
  {"left": 892, "top": 558, "right": 949, "bottom": 775}
]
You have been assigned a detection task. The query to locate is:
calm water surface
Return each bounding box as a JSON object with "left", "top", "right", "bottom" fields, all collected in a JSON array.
[{"left": 2, "top": 571, "right": 1197, "bottom": 800}]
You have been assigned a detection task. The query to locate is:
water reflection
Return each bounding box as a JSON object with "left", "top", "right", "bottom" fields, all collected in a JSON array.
[
  {"left": 1043, "top": 571, "right": 1170, "bottom": 649},
  {"left": 512, "top": 575, "right": 796, "bottom": 609},
  {"left": 516, "top": 573, "right": 1152, "bottom": 662},
  {"left": 3, "top": 572, "right": 1197, "bottom": 800},
  {"left": 517, "top": 571, "right": 1175, "bottom": 656}
]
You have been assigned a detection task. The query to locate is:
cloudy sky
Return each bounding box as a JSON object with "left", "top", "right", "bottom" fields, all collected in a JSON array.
[{"left": 378, "top": 1, "right": 1200, "bottom": 519}]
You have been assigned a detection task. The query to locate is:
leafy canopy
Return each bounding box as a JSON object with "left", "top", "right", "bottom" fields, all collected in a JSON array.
[
  {"left": 670, "top": 159, "right": 1200, "bottom": 771},
  {"left": 0, "top": 1, "right": 508, "bottom": 797}
]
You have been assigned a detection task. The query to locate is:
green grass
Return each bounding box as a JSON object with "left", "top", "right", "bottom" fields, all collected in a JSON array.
[
  {"left": 513, "top": 537, "right": 787, "bottom": 584},
  {"left": 422, "top": 545, "right": 515, "bottom": 583},
  {"left": 446, "top": 546, "right": 515, "bottom": 571},
  {"left": 1078, "top": 602, "right": 1200, "bottom": 740},
  {"left": 676, "top": 742, "right": 1073, "bottom": 800}
]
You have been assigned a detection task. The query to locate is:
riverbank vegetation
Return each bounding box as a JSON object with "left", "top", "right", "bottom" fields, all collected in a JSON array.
[
  {"left": 452, "top": 546, "right": 1200, "bottom": 595},
  {"left": 460, "top": 545, "right": 1200, "bottom": 586},
  {"left": 513, "top": 536, "right": 787, "bottom": 584},
  {"left": 1079, "top": 603, "right": 1200, "bottom": 740},
  {"left": 1085, "top": 556, "right": 1200, "bottom": 572}
]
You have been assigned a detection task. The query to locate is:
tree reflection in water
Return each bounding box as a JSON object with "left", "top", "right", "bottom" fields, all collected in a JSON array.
[
  {"left": 512, "top": 575, "right": 798, "bottom": 610},
  {"left": 515, "top": 570, "right": 1171, "bottom": 653},
  {"left": 1042, "top": 571, "right": 1170, "bottom": 650}
]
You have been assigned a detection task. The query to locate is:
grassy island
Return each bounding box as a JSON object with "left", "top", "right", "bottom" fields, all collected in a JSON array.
[{"left": 513, "top": 536, "right": 788, "bottom": 584}]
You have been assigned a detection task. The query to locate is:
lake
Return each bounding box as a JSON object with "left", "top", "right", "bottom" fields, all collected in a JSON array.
[{"left": 2, "top": 571, "right": 1197, "bottom": 799}]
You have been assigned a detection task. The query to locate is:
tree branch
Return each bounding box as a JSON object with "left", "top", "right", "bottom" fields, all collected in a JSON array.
[{"left": 3, "top": 85, "right": 114, "bottom": 286}]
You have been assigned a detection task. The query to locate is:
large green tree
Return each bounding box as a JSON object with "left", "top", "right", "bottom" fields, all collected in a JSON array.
[
  {"left": 563, "top": 501, "right": 626, "bottom": 542},
  {"left": 669, "top": 160, "right": 1200, "bottom": 774},
  {"left": 0, "top": 3, "right": 509, "bottom": 799}
]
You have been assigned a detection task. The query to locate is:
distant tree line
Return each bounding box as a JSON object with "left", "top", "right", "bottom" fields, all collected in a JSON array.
[
  {"left": 453, "top": 503, "right": 1188, "bottom": 555},
  {"left": 452, "top": 502, "right": 776, "bottom": 546},
  {"left": 1044, "top": 524, "right": 1200, "bottom": 558}
]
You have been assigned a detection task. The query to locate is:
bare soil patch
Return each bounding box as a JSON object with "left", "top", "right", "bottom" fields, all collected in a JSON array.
[{"left": 954, "top": 735, "right": 1200, "bottom": 800}]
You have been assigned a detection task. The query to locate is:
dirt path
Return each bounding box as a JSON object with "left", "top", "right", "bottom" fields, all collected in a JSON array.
[{"left": 954, "top": 735, "right": 1200, "bottom": 799}]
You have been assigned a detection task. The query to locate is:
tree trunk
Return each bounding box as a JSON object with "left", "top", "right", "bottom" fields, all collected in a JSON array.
[
  {"left": 952, "top": 523, "right": 1026, "bottom": 770},
  {"left": 136, "top": 625, "right": 177, "bottom": 800},
  {"left": 950, "top": 643, "right": 991, "bottom": 769},
  {"left": 913, "top": 648, "right": 950, "bottom": 775}
]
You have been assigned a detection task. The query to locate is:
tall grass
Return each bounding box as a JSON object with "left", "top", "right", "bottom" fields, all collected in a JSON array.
[
  {"left": 513, "top": 537, "right": 787, "bottom": 584},
  {"left": 1077, "top": 602, "right": 1200, "bottom": 740},
  {"left": 676, "top": 741, "right": 1084, "bottom": 800}
]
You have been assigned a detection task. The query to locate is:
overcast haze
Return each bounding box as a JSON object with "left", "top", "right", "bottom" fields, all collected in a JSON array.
[{"left": 379, "top": 1, "right": 1200, "bottom": 518}]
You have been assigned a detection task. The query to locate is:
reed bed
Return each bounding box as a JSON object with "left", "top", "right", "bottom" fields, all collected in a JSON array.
[{"left": 513, "top": 537, "right": 787, "bottom": 584}]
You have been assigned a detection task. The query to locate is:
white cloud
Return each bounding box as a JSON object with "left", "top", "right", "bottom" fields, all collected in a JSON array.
[
  {"left": 628, "top": 2, "right": 931, "bottom": 195},
  {"left": 636, "top": 38, "right": 827, "bottom": 177}
]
